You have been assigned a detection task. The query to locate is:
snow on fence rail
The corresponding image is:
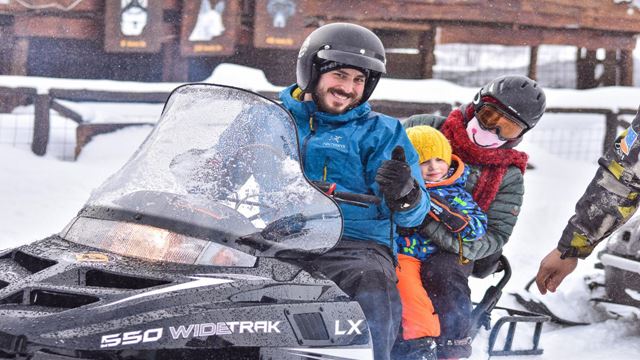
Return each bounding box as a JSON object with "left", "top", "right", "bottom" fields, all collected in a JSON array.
[{"left": 0, "top": 86, "right": 634, "bottom": 162}]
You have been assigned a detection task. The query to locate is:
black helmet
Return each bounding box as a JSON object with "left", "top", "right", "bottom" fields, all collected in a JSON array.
[
  {"left": 473, "top": 75, "right": 546, "bottom": 131},
  {"left": 296, "top": 22, "right": 386, "bottom": 104}
]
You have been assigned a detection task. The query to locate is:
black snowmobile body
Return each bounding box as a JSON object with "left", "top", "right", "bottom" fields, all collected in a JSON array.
[
  {"left": 595, "top": 215, "right": 640, "bottom": 309},
  {"left": 0, "top": 84, "right": 374, "bottom": 360}
]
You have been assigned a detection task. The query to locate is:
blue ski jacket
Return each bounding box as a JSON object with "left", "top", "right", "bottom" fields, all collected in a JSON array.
[{"left": 279, "top": 85, "right": 430, "bottom": 248}]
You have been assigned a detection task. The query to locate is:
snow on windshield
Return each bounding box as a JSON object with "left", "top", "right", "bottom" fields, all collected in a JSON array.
[{"left": 66, "top": 84, "right": 343, "bottom": 259}]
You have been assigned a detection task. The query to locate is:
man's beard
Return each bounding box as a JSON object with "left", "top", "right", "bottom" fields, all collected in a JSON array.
[{"left": 313, "top": 87, "right": 360, "bottom": 114}]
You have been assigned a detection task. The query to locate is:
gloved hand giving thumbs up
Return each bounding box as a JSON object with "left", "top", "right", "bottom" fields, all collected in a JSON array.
[{"left": 375, "top": 146, "right": 422, "bottom": 212}]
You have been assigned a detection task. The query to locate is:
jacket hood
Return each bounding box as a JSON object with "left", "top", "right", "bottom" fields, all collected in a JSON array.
[
  {"left": 279, "top": 84, "right": 372, "bottom": 124},
  {"left": 426, "top": 154, "right": 467, "bottom": 189}
]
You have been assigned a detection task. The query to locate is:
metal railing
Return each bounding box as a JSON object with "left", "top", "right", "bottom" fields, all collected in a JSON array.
[{"left": 0, "top": 86, "right": 634, "bottom": 160}]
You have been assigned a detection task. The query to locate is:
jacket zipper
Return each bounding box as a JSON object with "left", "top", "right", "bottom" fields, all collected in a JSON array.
[
  {"left": 323, "top": 157, "right": 329, "bottom": 181},
  {"left": 301, "top": 114, "right": 316, "bottom": 167}
]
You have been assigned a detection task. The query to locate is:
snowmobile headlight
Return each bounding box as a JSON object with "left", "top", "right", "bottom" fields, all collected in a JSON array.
[{"left": 61, "top": 217, "right": 256, "bottom": 267}]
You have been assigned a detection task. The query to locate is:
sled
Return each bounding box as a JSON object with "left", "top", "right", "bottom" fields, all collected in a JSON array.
[{"left": 470, "top": 255, "right": 550, "bottom": 356}]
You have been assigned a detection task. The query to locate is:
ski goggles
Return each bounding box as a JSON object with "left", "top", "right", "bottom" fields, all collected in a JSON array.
[{"left": 475, "top": 104, "right": 527, "bottom": 141}]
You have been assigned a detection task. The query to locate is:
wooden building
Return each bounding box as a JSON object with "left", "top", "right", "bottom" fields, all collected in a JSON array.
[{"left": 0, "top": 0, "right": 639, "bottom": 88}]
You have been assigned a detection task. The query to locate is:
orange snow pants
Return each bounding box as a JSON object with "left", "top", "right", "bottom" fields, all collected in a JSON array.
[{"left": 396, "top": 254, "right": 441, "bottom": 340}]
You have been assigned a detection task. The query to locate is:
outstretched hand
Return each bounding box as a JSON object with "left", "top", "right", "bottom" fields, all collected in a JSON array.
[{"left": 535, "top": 248, "right": 578, "bottom": 294}]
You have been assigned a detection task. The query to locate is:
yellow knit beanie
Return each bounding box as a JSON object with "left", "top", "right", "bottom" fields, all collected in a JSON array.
[{"left": 406, "top": 125, "right": 452, "bottom": 165}]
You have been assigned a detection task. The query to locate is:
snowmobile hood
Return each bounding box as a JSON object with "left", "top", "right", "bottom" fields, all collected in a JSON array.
[{"left": 59, "top": 84, "right": 343, "bottom": 267}]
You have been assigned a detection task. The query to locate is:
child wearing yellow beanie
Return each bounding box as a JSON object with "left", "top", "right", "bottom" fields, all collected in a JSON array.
[{"left": 394, "top": 126, "right": 488, "bottom": 355}]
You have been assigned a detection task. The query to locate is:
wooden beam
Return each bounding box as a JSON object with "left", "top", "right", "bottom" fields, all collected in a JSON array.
[
  {"left": 50, "top": 100, "right": 83, "bottom": 124},
  {"left": 309, "top": 0, "right": 640, "bottom": 33},
  {"left": 419, "top": 30, "right": 435, "bottom": 79},
  {"left": 0, "top": 0, "right": 102, "bottom": 12},
  {"left": 528, "top": 46, "right": 538, "bottom": 81},
  {"left": 438, "top": 25, "right": 636, "bottom": 50},
  {"left": 13, "top": 15, "right": 99, "bottom": 39},
  {"left": 0, "top": 86, "right": 36, "bottom": 113},
  {"left": 48, "top": 89, "right": 170, "bottom": 103},
  {"left": 358, "top": 20, "right": 432, "bottom": 32},
  {"left": 75, "top": 123, "right": 152, "bottom": 159}
]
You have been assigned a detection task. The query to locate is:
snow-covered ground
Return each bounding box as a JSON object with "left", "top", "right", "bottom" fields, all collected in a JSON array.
[{"left": 1, "top": 67, "right": 639, "bottom": 359}]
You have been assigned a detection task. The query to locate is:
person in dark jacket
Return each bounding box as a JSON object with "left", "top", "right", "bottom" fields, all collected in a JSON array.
[
  {"left": 394, "top": 126, "right": 487, "bottom": 360},
  {"left": 280, "top": 23, "right": 430, "bottom": 360},
  {"left": 536, "top": 106, "right": 640, "bottom": 294},
  {"left": 403, "top": 75, "right": 546, "bottom": 358}
]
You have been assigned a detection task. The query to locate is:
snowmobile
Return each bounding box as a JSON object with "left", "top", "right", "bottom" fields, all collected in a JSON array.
[
  {"left": 0, "top": 83, "right": 549, "bottom": 360},
  {"left": 593, "top": 215, "right": 640, "bottom": 313},
  {"left": 0, "top": 84, "right": 380, "bottom": 360}
]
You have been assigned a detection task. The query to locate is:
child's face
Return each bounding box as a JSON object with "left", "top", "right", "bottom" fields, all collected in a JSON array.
[{"left": 420, "top": 158, "right": 449, "bottom": 182}]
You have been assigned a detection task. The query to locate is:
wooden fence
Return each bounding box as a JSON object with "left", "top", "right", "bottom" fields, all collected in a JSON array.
[{"left": 0, "top": 86, "right": 634, "bottom": 159}]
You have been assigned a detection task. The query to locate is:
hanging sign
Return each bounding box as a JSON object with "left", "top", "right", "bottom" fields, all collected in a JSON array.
[
  {"left": 104, "top": 0, "right": 163, "bottom": 53},
  {"left": 180, "top": 0, "right": 241, "bottom": 56},
  {"left": 253, "top": 0, "right": 310, "bottom": 49}
]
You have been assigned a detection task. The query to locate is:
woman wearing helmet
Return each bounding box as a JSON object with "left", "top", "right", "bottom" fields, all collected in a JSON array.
[
  {"left": 279, "top": 23, "right": 431, "bottom": 360},
  {"left": 403, "top": 75, "right": 546, "bottom": 359}
]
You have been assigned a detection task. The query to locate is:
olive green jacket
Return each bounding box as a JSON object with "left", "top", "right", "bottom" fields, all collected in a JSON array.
[{"left": 404, "top": 114, "right": 525, "bottom": 260}]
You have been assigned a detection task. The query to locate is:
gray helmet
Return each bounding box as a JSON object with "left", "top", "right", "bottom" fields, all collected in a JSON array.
[
  {"left": 296, "top": 22, "right": 386, "bottom": 104},
  {"left": 473, "top": 75, "right": 546, "bottom": 131}
]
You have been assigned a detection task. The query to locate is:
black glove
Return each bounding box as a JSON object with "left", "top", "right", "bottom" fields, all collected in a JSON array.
[
  {"left": 428, "top": 193, "right": 470, "bottom": 233},
  {"left": 375, "top": 146, "right": 421, "bottom": 212}
]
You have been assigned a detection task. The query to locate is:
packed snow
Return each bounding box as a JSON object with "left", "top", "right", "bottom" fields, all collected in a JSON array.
[{"left": 1, "top": 65, "right": 639, "bottom": 359}]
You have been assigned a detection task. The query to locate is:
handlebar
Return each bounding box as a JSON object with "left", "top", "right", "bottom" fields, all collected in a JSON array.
[{"left": 312, "top": 181, "right": 381, "bottom": 208}]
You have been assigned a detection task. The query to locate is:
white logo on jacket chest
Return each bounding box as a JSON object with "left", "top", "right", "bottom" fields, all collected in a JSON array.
[{"left": 322, "top": 135, "right": 347, "bottom": 149}]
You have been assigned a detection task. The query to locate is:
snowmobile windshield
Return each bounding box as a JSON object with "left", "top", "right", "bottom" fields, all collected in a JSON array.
[{"left": 60, "top": 84, "right": 343, "bottom": 267}]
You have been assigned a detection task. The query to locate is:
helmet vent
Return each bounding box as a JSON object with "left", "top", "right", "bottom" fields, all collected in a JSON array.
[
  {"left": 0, "top": 289, "right": 100, "bottom": 309},
  {"left": 0, "top": 291, "right": 23, "bottom": 305},
  {"left": 29, "top": 289, "right": 99, "bottom": 309},
  {"left": 85, "top": 269, "right": 171, "bottom": 290},
  {"left": 12, "top": 251, "right": 57, "bottom": 274},
  {"left": 521, "top": 82, "right": 528, "bottom": 88}
]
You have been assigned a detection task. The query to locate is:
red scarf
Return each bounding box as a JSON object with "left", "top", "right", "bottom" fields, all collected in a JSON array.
[{"left": 440, "top": 106, "right": 528, "bottom": 211}]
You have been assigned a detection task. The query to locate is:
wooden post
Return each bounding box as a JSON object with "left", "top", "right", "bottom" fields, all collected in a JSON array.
[
  {"left": 162, "top": 41, "right": 189, "bottom": 82},
  {"left": 32, "top": 94, "right": 51, "bottom": 156},
  {"left": 577, "top": 48, "right": 598, "bottom": 89},
  {"left": 619, "top": 49, "right": 633, "bottom": 86},
  {"left": 10, "top": 38, "right": 29, "bottom": 76},
  {"left": 601, "top": 49, "right": 618, "bottom": 86},
  {"left": 528, "top": 45, "right": 538, "bottom": 80},
  {"left": 419, "top": 29, "right": 435, "bottom": 79}
]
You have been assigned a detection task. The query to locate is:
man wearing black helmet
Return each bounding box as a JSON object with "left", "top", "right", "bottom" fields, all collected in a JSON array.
[
  {"left": 279, "top": 23, "right": 431, "bottom": 360},
  {"left": 404, "top": 75, "right": 546, "bottom": 359}
]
